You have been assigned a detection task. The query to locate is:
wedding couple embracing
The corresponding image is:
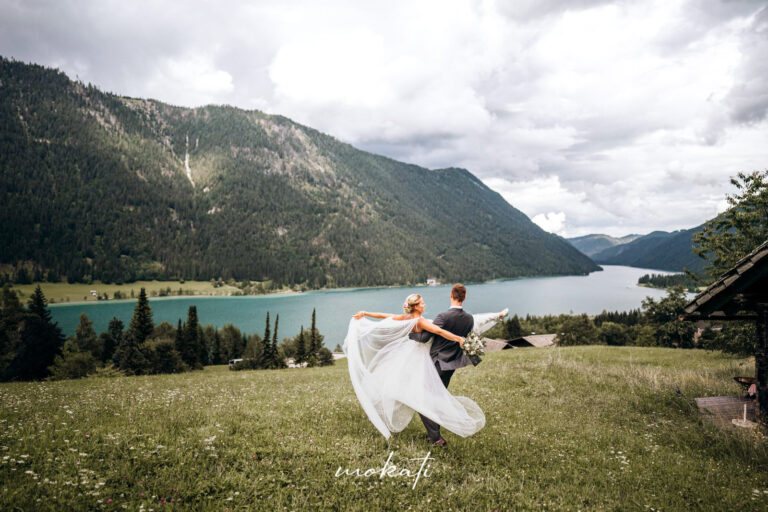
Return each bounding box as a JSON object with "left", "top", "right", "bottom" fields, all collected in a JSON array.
[{"left": 343, "top": 284, "right": 507, "bottom": 446}]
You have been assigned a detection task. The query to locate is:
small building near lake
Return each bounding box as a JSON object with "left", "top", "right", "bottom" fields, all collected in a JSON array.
[
  {"left": 504, "top": 334, "right": 557, "bottom": 348},
  {"left": 682, "top": 238, "right": 768, "bottom": 425}
]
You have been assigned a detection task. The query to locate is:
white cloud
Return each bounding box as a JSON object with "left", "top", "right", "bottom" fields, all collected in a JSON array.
[
  {"left": 1, "top": 0, "right": 767, "bottom": 237},
  {"left": 532, "top": 211, "right": 567, "bottom": 234},
  {"left": 146, "top": 55, "right": 234, "bottom": 107}
]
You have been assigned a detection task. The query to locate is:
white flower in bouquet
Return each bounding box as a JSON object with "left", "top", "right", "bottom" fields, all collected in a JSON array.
[{"left": 462, "top": 331, "right": 486, "bottom": 357}]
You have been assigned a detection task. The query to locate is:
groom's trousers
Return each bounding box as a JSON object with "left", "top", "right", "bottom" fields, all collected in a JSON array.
[{"left": 419, "top": 364, "right": 455, "bottom": 442}]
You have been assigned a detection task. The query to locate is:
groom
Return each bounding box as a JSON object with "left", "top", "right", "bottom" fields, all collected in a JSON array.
[{"left": 410, "top": 283, "right": 479, "bottom": 446}]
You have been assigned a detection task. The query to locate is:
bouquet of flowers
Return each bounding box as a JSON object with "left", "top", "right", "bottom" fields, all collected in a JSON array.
[{"left": 462, "top": 331, "right": 486, "bottom": 365}]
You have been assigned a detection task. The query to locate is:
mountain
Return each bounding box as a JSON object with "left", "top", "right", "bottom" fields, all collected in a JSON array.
[
  {"left": 567, "top": 233, "right": 641, "bottom": 258},
  {"left": 0, "top": 57, "right": 599, "bottom": 288},
  {"left": 590, "top": 227, "right": 705, "bottom": 273}
]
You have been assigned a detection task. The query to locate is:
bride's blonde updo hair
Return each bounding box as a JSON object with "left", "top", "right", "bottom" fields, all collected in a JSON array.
[{"left": 402, "top": 294, "right": 422, "bottom": 314}]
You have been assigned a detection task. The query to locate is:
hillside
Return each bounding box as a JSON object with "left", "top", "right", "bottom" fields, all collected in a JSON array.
[
  {"left": 0, "top": 57, "right": 598, "bottom": 288},
  {"left": 591, "top": 227, "right": 705, "bottom": 272},
  {"left": 0, "top": 347, "right": 764, "bottom": 510},
  {"left": 567, "top": 233, "right": 640, "bottom": 257}
]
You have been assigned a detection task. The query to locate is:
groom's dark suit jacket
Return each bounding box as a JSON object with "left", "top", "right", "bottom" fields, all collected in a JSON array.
[{"left": 409, "top": 307, "right": 479, "bottom": 370}]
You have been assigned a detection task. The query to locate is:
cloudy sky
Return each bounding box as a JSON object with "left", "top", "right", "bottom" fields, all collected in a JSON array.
[{"left": 2, "top": 0, "right": 767, "bottom": 237}]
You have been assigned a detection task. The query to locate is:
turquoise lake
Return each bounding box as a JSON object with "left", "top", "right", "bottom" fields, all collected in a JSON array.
[{"left": 49, "top": 265, "right": 677, "bottom": 348}]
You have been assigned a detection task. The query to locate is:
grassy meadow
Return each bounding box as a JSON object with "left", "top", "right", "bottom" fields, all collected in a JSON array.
[
  {"left": 11, "top": 280, "right": 247, "bottom": 304},
  {"left": 1, "top": 346, "right": 767, "bottom": 511}
]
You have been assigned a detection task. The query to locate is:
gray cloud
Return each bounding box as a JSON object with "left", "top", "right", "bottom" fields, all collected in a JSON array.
[
  {"left": 1, "top": 0, "right": 767, "bottom": 237},
  {"left": 725, "top": 6, "right": 768, "bottom": 124}
]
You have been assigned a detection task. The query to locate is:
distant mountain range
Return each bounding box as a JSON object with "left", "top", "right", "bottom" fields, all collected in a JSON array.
[
  {"left": 568, "top": 227, "right": 705, "bottom": 273},
  {"left": 0, "top": 57, "right": 599, "bottom": 288},
  {"left": 566, "top": 234, "right": 642, "bottom": 258}
]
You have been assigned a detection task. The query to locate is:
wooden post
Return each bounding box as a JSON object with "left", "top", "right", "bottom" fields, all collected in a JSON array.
[{"left": 757, "top": 304, "right": 768, "bottom": 425}]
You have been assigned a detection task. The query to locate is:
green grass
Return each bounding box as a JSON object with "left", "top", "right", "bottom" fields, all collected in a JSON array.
[
  {"left": 1, "top": 346, "right": 767, "bottom": 511},
  {"left": 11, "top": 280, "right": 253, "bottom": 303}
]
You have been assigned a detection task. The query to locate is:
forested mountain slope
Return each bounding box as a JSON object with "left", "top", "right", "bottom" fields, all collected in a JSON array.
[{"left": 0, "top": 57, "right": 599, "bottom": 288}]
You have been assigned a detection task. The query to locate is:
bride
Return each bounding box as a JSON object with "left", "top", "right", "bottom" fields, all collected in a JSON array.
[{"left": 342, "top": 293, "right": 506, "bottom": 440}]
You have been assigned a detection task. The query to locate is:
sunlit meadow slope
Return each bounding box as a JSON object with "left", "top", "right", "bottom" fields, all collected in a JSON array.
[{"left": 1, "top": 346, "right": 767, "bottom": 510}]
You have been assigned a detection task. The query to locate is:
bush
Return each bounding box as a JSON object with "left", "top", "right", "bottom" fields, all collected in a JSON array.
[
  {"left": 556, "top": 314, "right": 599, "bottom": 346},
  {"left": 146, "top": 339, "right": 186, "bottom": 374},
  {"left": 47, "top": 347, "right": 98, "bottom": 380},
  {"left": 317, "top": 347, "right": 334, "bottom": 366},
  {"left": 88, "top": 365, "right": 126, "bottom": 379},
  {"left": 599, "top": 322, "right": 629, "bottom": 346}
]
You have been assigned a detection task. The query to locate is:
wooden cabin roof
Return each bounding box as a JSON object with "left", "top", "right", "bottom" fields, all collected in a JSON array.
[
  {"left": 509, "top": 334, "right": 557, "bottom": 347},
  {"left": 683, "top": 238, "right": 768, "bottom": 320}
]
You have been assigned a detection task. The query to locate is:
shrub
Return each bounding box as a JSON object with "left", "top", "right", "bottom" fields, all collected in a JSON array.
[
  {"left": 599, "top": 322, "right": 629, "bottom": 346},
  {"left": 47, "top": 346, "right": 98, "bottom": 380},
  {"left": 317, "top": 347, "right": 334, "bottom": 366},
  {"left": 146, "top": 339, "right": 186, "bottom": 374}
]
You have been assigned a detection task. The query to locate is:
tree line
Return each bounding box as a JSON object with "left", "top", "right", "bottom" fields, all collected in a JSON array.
[
  {"left": 484, "top": 286, "right": 752, "bottom": 355},
  {"left": 0, "top": 285, "right": 332, "bottom": 382},
  {"left": 638, "top": 273, "right": 700, "bottom": 293}
]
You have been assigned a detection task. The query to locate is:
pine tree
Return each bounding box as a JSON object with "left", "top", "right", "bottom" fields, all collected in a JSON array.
[
  {"left": 16, "top": 285, "right": 65, "bottom": 380},
  {"left": 197, "top": 324, "right": 208, "bottom": 366},
  {"left": 295, "top": 326, "right": 306, "bottom": 365},
  {"left": 113, "top": 330, "right": 149, "bottom": 375},
  {"left": 74, "top": 313, "right": 100, "bottom": 359},
  {"left": 262, "top": 312, "right": 272, "bottom": 368},
  {"left": 128, "top": 288, "right": 153, "bottom": 345},
  {"left": 310, "top": 308, "right": 318, "bottom": 354},
  {"left": 106, "top": 317, "right": 123, "bottom": 365},
  {"left": 174, "top": 318, "right": 183, "bottom": 354},
  {"left": 180, "top": 306, "right": 201, "bottom": 368},
  {"left": 211, "top": 330, "right": 223, "bottom": 365},
  {"left": 114, "top": 288, "right": 154, "bottom": 374},
  {"left": 272, "top": 314, "right": 285, "bottom": 368}
]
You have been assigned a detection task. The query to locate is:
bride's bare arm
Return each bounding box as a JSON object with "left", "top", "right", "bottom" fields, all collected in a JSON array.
[
  {"left": 416, "top": 317, "right": 465, "bottom": 347},
  {"left": 353, "top": 311, "right": 410, "bottom": 320}
]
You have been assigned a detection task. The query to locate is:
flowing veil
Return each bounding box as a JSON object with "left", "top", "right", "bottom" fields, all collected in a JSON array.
[{"left": 342, "top": 312, "right": 503, "bottom": 439}]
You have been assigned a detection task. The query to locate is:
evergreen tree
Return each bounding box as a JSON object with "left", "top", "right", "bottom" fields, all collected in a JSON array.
[
  {"left": 211, "top": 330, "right": 223, "bottom": 365},
  {"left": 128, "top": 288, "right": 153, "bottom": 345},
  {"left": 272, "top": 314, "right": 285, "bottom": 368},
  {"left": 502, "top": 315, "right": 524, "bottom": 340},
  {"left": 197, "top": 324, "right": 209, "bottom": 366},
  {"left": 180, "top": 306, "right": 201, "bottom": 368},
  {"left": 106, "top": 317, "right": 123, "bottom": 364},
  {"left": 309, "top": 308, "right": 318, "bottom": 354},
  {"left": 16, "top": 285, "right": 65, "bottom": 380},
  {"left": 261, "top": 312, "right": 272, "bottom": 368},
  {"left": 113, "top": 330, "right": 149, "bottom": 375},
  {"left": 74, "top": 313, "right": 101, "bottom": 359},
  {"left": 295, "top": 326, "right": 306, "bottom": 364},
  {"left": 242, "top": 334, "right": 264, "bottom": 366},
  {"left": 0, "top": 285, "right": 27, "bottom": 380},
  {"left": 174, "top": 318, "right": 183, "bottom": 354},
  {"left": 114, "top": 290, "right": 154, "bottom": 374}
]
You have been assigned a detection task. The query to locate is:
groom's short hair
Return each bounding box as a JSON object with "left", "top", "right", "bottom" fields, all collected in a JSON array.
[{"left": 451, "top": 284, "right": 466, "bottom": 303}]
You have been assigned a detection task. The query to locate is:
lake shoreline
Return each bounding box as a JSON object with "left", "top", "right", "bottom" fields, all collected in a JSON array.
[
  {"left": 14, "top": 268, "right": 608, "bottom": 307},
  {"left": 46, "top": 266, "right": 678, "bottom": 342}
]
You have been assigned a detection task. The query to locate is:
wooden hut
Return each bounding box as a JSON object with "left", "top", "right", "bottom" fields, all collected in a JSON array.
[{"left": 681, "top": 239, "right": 768, "bottom": 424}]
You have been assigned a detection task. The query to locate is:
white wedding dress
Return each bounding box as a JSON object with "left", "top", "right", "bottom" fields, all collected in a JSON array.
[{"left": 342, "top": 312, "right": 502, "bottom": 439}]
